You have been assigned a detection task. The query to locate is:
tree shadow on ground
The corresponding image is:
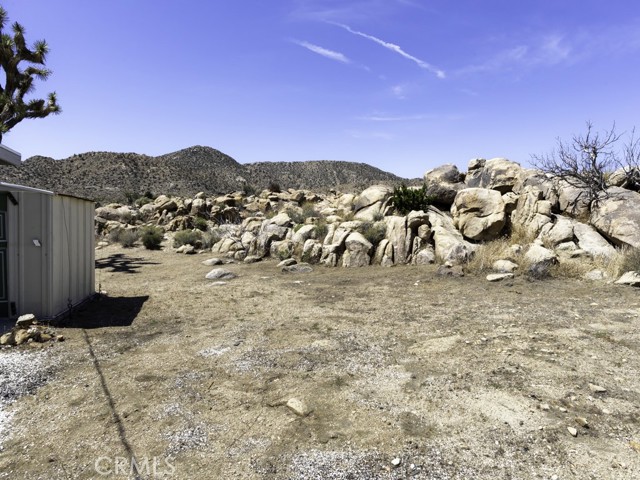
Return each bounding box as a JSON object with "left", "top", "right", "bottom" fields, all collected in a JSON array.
[
  {"left": 95, "top": 253, "right": 159, "bottom": 274},
  {"left": 61, "top": 294, "right": 149, "bottom": 329}
]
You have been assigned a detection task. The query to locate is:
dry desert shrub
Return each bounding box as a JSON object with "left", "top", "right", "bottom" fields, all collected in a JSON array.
[
  {"left": 508, "top": 224, "right": 537, "bottom": 247},
  {"left": 465, "top": 237, "right": 513, "bottom": 274},
  {"left": 550, "top": 258, "right": 593, "bottom": 279},
  {"left": 598, "top": 246, "right": 640, "bottom": 278},
  {"left": 109, "top": 228, "right": 138, "bottom": 248}
]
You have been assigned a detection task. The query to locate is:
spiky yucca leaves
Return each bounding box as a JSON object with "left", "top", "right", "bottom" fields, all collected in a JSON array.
[{"left": 0, "top": 6, "right": 60, "bottom": 142}]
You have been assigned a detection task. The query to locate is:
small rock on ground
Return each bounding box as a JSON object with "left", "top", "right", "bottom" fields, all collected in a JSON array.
[
  {"left": 486, "top": 273, "right": 514, "bottom": 282},
  {"left": 282, "top": 263, "right": 313, "bottom": 274},
  {"left": 205, "top": 268, "right": 237, "bottom": 280}
]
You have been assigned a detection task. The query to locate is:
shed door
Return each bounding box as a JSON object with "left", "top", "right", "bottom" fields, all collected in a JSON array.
[{"left": 0, "top": 194, "right": 8, "bottom": 317}]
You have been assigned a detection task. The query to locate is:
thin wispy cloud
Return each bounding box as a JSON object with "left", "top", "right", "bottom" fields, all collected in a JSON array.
[
  {"left": 358, "top": 113, "right": 435, "bottom": 122},
  {"left": 294, "top": 40, "right": 351, "bottom": 64},
  {"left": 333, "top": 22, "right": 445, "bottom": 78},
  {"left": 391, "top": 84, "right": 408, "bottom": 99},
  {"left": 457, "top": 34, "right": 573, "bottom": 75}
]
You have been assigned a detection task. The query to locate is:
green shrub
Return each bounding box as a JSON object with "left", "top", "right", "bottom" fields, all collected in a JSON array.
[
  {"left": 286, "top": 202, "right": 317, "bottom": 225},
  {"left": 242, "top": 183, "right": 257, "bottom": 196},
  {"left": 268, "top": 181, "right": 281, "bottom": 193},
  {"left": 391, "top": 184, "right": 436, "bottom": 215},
  {"left": 301, "top": 201, "right": 317, "bottom": 218},
  {"left": 193, "top": 216, "right": 209, "bottom": 231},
  {"left": 109, "top": 228, "right": 138, "bottom": 248},
  {"left": 135, "top": 196, "right": 153, "bottom": 207},
  {"left": 140, "top": 226, "right": 164, "bottom": 250},
  {"left": 173, "top": 230, "right": 202, "bottom": 248},
  {"left": 358, "top": 222, "right": 386, "bottom": 246},
  {"left": 201, "top": 231, "right": 221, "bottom": 250},
  {"left": 315, "top": 220, "right": 329, "bottom": 243}
]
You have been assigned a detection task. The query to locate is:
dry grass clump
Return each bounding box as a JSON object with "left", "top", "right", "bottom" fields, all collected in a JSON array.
[
  {"left": 550, "top": 258, "right": 593, "bottom": 279},
  {"left": 508, "top": 224, "right": 537, "bottom": 246},
  {"left": 465, "top": 237, "right": 514, "bottom": 274},
  {"left": 596, "top": 247, "right": 640, "bottom": 278}
]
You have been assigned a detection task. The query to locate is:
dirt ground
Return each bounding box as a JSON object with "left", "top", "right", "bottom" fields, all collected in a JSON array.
[{"left": 1, "top": 243, "right": 639, "bottom": 479}]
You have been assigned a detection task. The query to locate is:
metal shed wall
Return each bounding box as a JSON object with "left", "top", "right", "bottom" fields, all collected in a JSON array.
[
  {"left": 50, "top": 195, "right": 95, "bottom": 318},
  {"left": 2, "top": 186, "right": 95, "bottom": 319}
]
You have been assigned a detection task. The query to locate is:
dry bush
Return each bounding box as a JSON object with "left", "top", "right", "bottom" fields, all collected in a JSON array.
[
  {"left": 109, "top": 228, "right": 138, "bottom": 248},
  {"left": 508, "top": 224, "right": 537, "bottom": 247},
  {"left": 465, "top": 237, "right": 513, "bottom": 274},
  {"left": 598, "top": 247, "right": 640, "bottom": 278},
  {"left": 550, "top": 258, "right": 593, "bottom": 279},
  {"left": 618, "top": 246, "right": 640, "bottom": 273}
]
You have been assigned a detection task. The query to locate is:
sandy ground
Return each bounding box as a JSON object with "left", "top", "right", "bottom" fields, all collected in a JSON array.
[{"left": 0, "top": 243, "right": 639, "bottom": 480}]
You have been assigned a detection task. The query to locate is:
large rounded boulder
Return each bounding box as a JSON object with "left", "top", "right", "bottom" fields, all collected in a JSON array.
[{"left": 452, "top": 188, "right": 506, "bottom": 241}]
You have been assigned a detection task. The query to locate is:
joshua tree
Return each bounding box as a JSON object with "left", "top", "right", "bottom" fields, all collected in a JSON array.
[{"left": 0, "top": 6, "right": 60, "bottom": 143}]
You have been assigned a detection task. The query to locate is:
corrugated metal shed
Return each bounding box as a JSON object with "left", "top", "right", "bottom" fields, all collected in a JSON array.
[{"left": 0, "top": 182, "right": 95, "bottom": 320}]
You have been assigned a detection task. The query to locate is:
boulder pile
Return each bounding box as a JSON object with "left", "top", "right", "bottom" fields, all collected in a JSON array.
[
  {"left": 94, "top": 157, "right": 640, "bottom": 284},
  {"left": 0, "top": 314, "right": 64, "bottom": 347}
]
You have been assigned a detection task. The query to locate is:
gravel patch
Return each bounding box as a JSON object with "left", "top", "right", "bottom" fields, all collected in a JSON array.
[{"left": 0, "top": 348, "right": 55, "bottom": 451}]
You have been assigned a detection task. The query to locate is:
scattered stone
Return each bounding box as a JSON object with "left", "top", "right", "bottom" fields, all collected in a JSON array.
[
  {"left": 282, "top": 263, "right": 313, "bottom": 274},
  {"left": 277, "top": 258, "right": 297, "bottom": 267},
  {"left": 286, "top": 398, "right": 312, "bottom": 417},
  {"left": 207, "top": 281, "right": 228, "bottom": 286},
  {"left": 615, "top": 271, "right": 640, "bottom": 287},
  {"left": 575, "top": 417, "right": 589, "bottom": 428},
  {"left": 540, "top": 403, "right": 550, "bottom": 411},
  {"left": 14, "top": 329, "right": 31, "bottom": 345},
  {"left": 16, "top": 314, "right": 36, "bottom": 328},
  {"left": 492, "top": 259, "right": 518, "bottom": 273},
  {"left": 205, "top": 268, "right": 237, "bottom": 280},
  {"left": 243, "top": 255, "right": 262, "bottom": 264},
  {"left": 567, "top": 427, "right": 578, "bottom": 437},
  {"left": 391, "top": 457, "right": 401, "bottom": 467},
  {"left": 486, "top": 273, "right": 514, "bottom": 282},
  {"left": 589, "top": 383, "right": 607, "bottom": 394},
  {"left": 0, "top": 332, "right": 14, "bottom": 346},
  {"left": 201, "top": 258, "right": 223, "bottom": 266},
  {"left": 176, "top": 244, "right": 195, "bottom": 254}
]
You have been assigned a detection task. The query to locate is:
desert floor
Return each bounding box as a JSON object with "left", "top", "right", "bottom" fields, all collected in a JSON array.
[{"left": 1, "top": 243, "right": 639, "bottom": 479}]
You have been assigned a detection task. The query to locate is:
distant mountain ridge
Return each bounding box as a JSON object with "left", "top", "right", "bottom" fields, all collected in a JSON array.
[{"left": 0, "top": 146, "right": 412, "bottom": 203}]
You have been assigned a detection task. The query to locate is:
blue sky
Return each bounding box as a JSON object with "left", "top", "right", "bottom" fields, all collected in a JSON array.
[{"left": 2, "top": 0, "right": 639, "bottom": 178}]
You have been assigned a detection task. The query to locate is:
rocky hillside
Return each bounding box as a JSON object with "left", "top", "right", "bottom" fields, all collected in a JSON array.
[{"left": 0, "top": 146, "right": 410, "bottom": 203}]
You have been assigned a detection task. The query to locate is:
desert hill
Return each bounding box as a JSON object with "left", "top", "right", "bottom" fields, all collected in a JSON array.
[{"left": 0, "top": 146, "right": 411, "bottom": 203}]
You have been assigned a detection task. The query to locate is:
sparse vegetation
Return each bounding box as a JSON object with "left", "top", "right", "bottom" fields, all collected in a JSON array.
[
  {"left": 286, "top": 202, "right": 318, "bottom": 224},
  {"left": 109, "top": 228, "right": 138, "bottom": 248},
  {"left": 173, "top": 230, "right": 202, "bottom": 248},
  {"left": 617, "top": 246, "right": 640, "bottom": 275},
  {"left": 391, "top": 184, "right": 436, "bottom": 215},
  {"left": 315, "top": 220, "right": 329, "bottom": 243},
  {"left": 358, "top": 221, "right": 386, "bottom": 247},
  {"left": 193, "top": 216, "right": 209, "bottom": 231},
  {"left": 532, "top": 121, "right": 640, "bottom": 204},
  {"left": 139, "top": 225, "right": 164, "bottom": 250},
  {"left": 268, "top": 181, "right": 281, "bottom": 193},
  {"left": 464, "top": 237, "right": 513, "bottom": 274},
  {"left": 200, "top": 231, "right": 221, "bottom": 250},
  {"left": 135, "top": 196, "right": 153, "bottom": 207}
]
